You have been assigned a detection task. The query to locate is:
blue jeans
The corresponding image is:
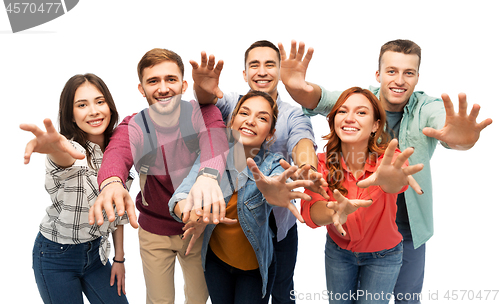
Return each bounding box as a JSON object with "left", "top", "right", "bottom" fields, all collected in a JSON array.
[
  {"left": 325, "top": 235, "right": 403, "bottom": 304},
  {"left": 393, "top": 228, "right": 425, "bottom": 304},
  {"left": 204, "top": 246, "right": 276, "bottom": 304},
  {"left": 32, "top": 233, "right": 128, "bottom": 304}
]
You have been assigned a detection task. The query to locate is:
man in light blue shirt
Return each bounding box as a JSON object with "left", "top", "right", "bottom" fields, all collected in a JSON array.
[
  {"left": 278, "top": 39, "right": 492, "bottom": 303},
  {"left": 190, "top": 40, "right": 328, "bottom": 304}
]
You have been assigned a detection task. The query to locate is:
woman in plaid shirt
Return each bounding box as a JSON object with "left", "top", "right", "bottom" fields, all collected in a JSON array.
[{"left": 21, "top": 74, "right": 130, "bottom": 304}]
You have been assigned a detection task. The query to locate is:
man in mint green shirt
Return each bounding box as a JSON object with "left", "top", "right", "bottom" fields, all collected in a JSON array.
[{"left": 278, "top": 39, "right": 492, "bottom": 303}]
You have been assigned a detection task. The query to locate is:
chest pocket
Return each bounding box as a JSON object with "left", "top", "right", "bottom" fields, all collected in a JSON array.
[{"left": 244, "top": 191, "right": 268, "bottom": 227}]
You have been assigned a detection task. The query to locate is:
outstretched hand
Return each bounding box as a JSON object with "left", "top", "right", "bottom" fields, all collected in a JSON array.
[
  {"left": 327, "top": 189, "right": 373, "bottom": 236},
  {"left": 422, "top": 93, "right": 492, "bottom": 150},
  {"left": 181, "top": 176, "right": 226, "bottom": 224},
  {"left": 89, "top": 180, "right": 138, "bottom": 228},
  {"left": 180, "top": 200, "right": 237, "bottom": 255},
  {"left": 247, "top": 158, "right": 313, "bottom": 223},
  {"left": 357, "top": 139, "right": 424, "bottom": 194},
  {"left": 20, "top": 118, "right": 85, "bottom": 165},
  {"left": 190, "top": 51, "right": 224, "bottom": 100},
  {"left": 278, "top": 40, "right": 314, "bottom": 93},
  {"left": 279, "top": 159, "right": 329, "bottom": 200}
]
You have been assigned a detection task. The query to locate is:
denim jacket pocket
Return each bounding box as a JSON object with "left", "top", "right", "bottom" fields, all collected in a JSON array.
[{"left": 244, "top": 192, "right": 267, "bottom": 227}]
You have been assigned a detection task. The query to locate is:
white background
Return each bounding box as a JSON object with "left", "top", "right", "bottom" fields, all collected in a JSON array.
[{"left": 1, "top": 1, "right": 499, "bottom": 303}]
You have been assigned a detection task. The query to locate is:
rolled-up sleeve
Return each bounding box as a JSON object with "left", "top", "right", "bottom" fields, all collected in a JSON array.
[
  {"left": 195, "top": 102, "right": 229, "bottom": 177},
  {"left": 285, "top": 106, "right": 317, "bottom": 154},
  {"left": 302, "top": 86, "right": 342, "bottom": 117}
]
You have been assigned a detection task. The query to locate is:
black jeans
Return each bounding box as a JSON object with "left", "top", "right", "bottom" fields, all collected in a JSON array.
[
  {"left": 270, "top": 214, "right": 298, "bottom": 304},
  {"left": 204, "top": 246, "right": 276, "bottom": 304}
]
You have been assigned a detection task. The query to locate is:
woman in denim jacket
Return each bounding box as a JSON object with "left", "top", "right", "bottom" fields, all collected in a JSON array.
[{"left": 169, "top": 90, "right": 312, "bottom": 304}]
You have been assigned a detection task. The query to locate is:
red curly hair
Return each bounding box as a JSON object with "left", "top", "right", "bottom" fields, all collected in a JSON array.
[{"left": 322, "top": 87, "right": 390, "bottom": 196}]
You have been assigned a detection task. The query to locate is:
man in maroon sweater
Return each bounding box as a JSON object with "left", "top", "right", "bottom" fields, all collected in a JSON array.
[{"left": 89, "top": 48, "right": 228, "bottom": 304}]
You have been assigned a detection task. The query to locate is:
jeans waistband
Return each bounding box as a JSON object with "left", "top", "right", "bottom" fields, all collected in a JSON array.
[{"left": 36, "top": 232, "right": 101, "bottom": 248}]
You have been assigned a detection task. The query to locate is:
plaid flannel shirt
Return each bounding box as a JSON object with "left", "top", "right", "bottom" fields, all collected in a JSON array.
[{"left": 39, "top": 140, "right": 130, "bottom": 265}]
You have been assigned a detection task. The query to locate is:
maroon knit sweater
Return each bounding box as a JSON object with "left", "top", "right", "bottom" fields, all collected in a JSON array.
[{"left": 98, "top": 101, "right": 227, "bottom": 236}]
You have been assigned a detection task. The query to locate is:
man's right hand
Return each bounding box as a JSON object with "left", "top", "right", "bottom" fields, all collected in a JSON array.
[
  {"left": 190, "top": 51, "right": 224, "bottom": 102},
  {"left": 278, "top": 40, "right": 322, "bottom": 110},
  {"left": 89, "top": 177, "right": 138, "bottom": 228}
]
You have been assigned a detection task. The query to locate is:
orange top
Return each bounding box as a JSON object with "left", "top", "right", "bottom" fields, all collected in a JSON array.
[{"left": 209, "top": 193, "right": 259, "bottom": 270}]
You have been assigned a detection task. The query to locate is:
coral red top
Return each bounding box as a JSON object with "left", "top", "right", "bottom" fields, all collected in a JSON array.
[{"left": 301, "top": 152, "right": 407, "bottom": 253}]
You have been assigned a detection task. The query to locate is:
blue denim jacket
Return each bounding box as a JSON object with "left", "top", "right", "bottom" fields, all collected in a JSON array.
[{"left": 169, "top": 144, "right": 285, "bottom": 297}]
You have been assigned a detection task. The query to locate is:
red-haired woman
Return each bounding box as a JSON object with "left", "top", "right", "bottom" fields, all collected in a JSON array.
[{"left": 301, "top": 87, "right": 424, "bottom": 304}]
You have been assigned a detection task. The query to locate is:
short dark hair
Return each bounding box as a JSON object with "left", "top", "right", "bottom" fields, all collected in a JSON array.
[
  {"left": 137, "top": 48, "right": 184, "bottom": 82},
  {"left": 379, "top": 39, "right": 421, "bottom": 70},
  {"left": 244, "top": 40, "right": 280, "bottom": 68}
]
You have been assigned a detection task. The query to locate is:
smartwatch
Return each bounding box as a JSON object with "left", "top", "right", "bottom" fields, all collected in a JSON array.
[{"left": 197, "top": 167, "right": 221, "bottom": 184}]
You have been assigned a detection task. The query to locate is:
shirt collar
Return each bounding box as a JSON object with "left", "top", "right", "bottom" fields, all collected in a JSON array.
[
  {"left": 370, "top": 86, "right": 422, "bottom": 114},
  {"left": 244, "top": 89, "right": 283, "bottom": 106},
  {"left": 245, "top": 146, "right": 267, "bottom": 181},
  {"left": 370, "top": 85, "right": 419, "bottom": 116},
  {"left": 84, "top": 140, "right": 103, "bottom": 155},
  {"left": 226, "top": 139, "right": 267, "bottom": 182},
  {"left": 275, "top": 92, "right": 283, "bottom": 105},
  {"left": 340, "top": 154, "right": 378, "bottom": 175}
]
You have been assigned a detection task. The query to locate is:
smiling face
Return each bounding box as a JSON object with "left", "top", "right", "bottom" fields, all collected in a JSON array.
[
  {"left": 138, "top": 60, "right": 188, "bottom": 122},
  {"left": 243, "top": 47, "right": 280, "bottom": 100},
  {"left": 334, "top": 93, "right": 380, "bottom": 149},
  {"left": 73, "top": 82, "right": 111, "bottom": 147},
  {"left": 376, "top": 51, "right": 420, "bottom": 112},
  {"left": 230, "top": 95, "right": 276, "bottom": 158}
]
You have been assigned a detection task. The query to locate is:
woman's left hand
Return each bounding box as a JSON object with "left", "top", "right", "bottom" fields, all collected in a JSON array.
[
  {"left": 110, "top": 261, "right": 126, "bottom": 296},
  {"left": 247, "top": 158, "right": 313, "bottom": 223},
  {"left": 357, "top": 139, "right": 424, "bottom": 194}
]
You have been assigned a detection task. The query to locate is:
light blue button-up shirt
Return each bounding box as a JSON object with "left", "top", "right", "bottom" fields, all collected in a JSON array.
[{"left": 303, "top": 86, "right": 446, "bottom": 249}]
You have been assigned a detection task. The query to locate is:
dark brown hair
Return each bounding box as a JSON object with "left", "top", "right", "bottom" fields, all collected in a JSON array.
[{"left": 58, "top": 73, "right": 119, "bottom": 168}]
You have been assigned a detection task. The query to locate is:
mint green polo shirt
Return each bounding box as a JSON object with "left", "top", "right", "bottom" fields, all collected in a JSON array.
[{"left": 303, "top": 86, "right": 446, "bottom": 249}]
